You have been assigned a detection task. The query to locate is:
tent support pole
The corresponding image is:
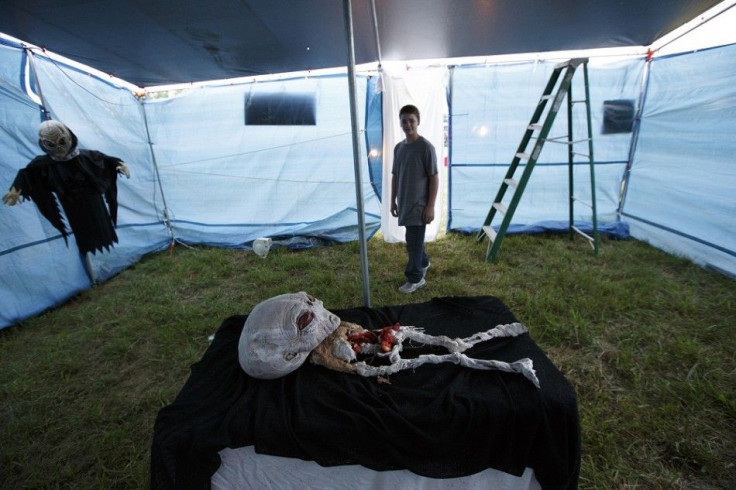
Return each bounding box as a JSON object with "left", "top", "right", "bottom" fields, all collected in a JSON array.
[
  {"left": 617, "top": 54, "right": 652, "bottom": 218},
  {"left": 139, "top": 99, "right": 178, "bottom": 247},
  {"left": 369, "top": 0, "right": 383, "bottom": 64},
  {"left": 25, "top": 49, "right": 51, "bottom": 122},
  {"left": 343, "top": 0, "right": 371, "bottom": 308}
]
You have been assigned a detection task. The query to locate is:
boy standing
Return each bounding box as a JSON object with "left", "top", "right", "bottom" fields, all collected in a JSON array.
[{"left": 390, "top": 104, "right": 439, "bottom": 294}]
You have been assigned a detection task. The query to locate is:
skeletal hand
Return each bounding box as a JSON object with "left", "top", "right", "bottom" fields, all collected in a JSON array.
[
  {"left": 2, "top": 187, "right": 21, "bottom": 206},
  {"left": 116, "top": 162, "right": 131, "bottom": 178}
]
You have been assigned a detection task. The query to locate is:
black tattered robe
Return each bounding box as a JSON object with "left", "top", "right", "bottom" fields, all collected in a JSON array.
[{"left": 10, "top": 150, "right": 123, "bottom": 255}]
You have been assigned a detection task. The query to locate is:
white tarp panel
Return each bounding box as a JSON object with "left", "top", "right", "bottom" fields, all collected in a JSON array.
[
  {"left": 143, "top": 75, "right": 380, "bottom": 247},
  {"left": 624, "top": 43, "right": 736, "bottom": 277},
  {"left": 0, "top": 40, "right": 381, "bottom": 329},
  {"left": 30, "top": 54, "right": 173, "bottom": 277},
  {"left": 380, "top": 63, "right": 446, "bottom": 243},
  {"left": 448, "top": 57, "right": 643, "bottom": 236},
  {"left": 0, "top": 43, "right": 170, "bottom": 328},
  {"left": 2, "top": 33, "right": 735, "bottom": 329}
]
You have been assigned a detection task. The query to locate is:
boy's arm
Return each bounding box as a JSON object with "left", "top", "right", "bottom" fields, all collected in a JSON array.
[
  {"left": 390, "top": 173, "right": 399, "bottom": 217},
  {"left": 422, "top": 173, "right": 439, "bottom": 224}
]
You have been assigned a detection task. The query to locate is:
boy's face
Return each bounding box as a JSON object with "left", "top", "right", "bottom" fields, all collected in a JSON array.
[{"left": 400, "top": 113, "right": 420, "bottom": 139}]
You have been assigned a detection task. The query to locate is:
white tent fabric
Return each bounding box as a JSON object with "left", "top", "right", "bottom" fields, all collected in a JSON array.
[
  {"left": 379, "top": 63, "right": 446, "bottom": 243},
  {"left": 1, "top": 23, "right": 735, "bottom": 329},
  {"left": 623, "top": 43, "right": 736, "bottom": 276},
  {"left": 448, "top": 57, "right": 643, "bottom": 235},
  {"left": 142, "top": 75, "right": 381, "bottom": 247},
  {"left": 29, "top": 53, "right": 173, "bottom": 279},
  {"left": 0, "top": 40, "right": 380, "bottom": 328},
  {"left": 0, "top": 44, "right": 170, "bottom": 326}
]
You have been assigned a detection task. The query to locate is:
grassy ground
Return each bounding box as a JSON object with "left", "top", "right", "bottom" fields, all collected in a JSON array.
[{"left": 1, "top": 232, "right": 734, "bottom": 489}]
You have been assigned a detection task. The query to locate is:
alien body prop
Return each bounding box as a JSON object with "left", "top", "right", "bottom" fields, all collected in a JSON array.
[
  {"left": 311, "top": 321, "right": 540, "bottom": 387},
  {"left": 238, "top": 292, "right": 539, "bottom": 387},
  {"left": 3, "top": 121, "right": 130, "bottom": 255}
]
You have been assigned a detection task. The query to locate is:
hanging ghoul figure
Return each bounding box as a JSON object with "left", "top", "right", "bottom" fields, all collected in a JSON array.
[
  {"left": 238, "top": 292, "right": 540, "bottom": 387},
  {"left": 2, "top": 120, "right": 130, "bottom": 255}
]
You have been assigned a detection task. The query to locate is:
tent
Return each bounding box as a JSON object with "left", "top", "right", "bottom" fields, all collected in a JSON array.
[{"left": 1, "top": 0, "right": 735, "bottom": 329}]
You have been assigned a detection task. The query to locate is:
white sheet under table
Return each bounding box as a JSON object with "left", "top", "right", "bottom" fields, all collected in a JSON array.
[{"left": 212, "top": 446, "right": 542, "bottom": 490}]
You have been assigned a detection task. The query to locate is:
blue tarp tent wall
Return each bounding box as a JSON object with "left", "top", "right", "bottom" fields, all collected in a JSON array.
[
  {"left": 448, "top": 43, "right": 736, "bottom": 277},
  {"left": 0, "top": 39, "right": 383, "bottom": 328},
  {"left": 449, "top": 57, "right": 642, "bottom": 237},
  {"left": 623, "top": 44, "right": 736, "bottom": 277},
  {"left": 1, "top": 1, "right": 735, "bottom": 329}
]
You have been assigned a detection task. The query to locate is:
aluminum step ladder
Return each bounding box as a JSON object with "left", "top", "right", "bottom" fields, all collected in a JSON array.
[{"left": 476, "top": 58, "right": 599, "bottom": 263}]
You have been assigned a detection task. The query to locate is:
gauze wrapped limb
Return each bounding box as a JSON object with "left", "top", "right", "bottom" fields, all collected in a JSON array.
[
  {"left": 352, "top": 351, "right": 539, "bottom": 388},
  {"left": 311, "top": 322, "right": 540, "bottom": 388}
]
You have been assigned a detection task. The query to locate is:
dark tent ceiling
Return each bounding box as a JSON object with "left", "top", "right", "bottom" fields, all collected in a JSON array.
[{"left": 0, "top": 0, "right": 724, "bottom": 87}]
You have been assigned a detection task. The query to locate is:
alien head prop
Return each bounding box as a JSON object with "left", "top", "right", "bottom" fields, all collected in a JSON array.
[{"left": 238, "top": 292, "right": 340, "bottom": 379}]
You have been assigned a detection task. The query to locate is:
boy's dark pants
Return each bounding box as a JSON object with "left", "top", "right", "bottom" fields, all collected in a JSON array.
[{"left": 404, "top": 225, "right": 430, "bottom": 283}]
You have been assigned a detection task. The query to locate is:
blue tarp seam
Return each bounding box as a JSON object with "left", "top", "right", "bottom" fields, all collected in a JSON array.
[
  {"left": 450, "top": 160, "right": 628, "bottom": 168},
  {"left": 623, "top": 212, "right": 736, "bottom": 258},
  {"left": 0, "top": 221, "right": 168, "bottom": 256},
  {"left": 167, "top": 210, "right": 382, "bottom": 229}
]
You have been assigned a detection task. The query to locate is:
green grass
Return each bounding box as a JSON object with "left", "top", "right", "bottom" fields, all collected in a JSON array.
[{"left": 1, "top": 232, "right": 734, "bottom": 489}]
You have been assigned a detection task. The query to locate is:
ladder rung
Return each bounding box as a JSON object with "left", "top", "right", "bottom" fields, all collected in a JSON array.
[
  {"left": 572, "top": 197, "right": 593, "bottom": 209},
  {"left": 528, "top": 123, "right": 542, "bottom": 131},
  {"left": 541, "top": 137, "right": 591, "bottom": 146},
  {"left": 540, "top": 94, "right": 553, "bottom": 101},
  {"left": 571, "top": 225, "right": 596, "bottom": 250},
  {"left": 516, "top": 152, "right": 530, "bottom": 160},
  {"left": 572, "top": 152, "right": 590, "bottom": 158},
  {"left": 493, "top": 202, "right": 507, "bottom": 215},
  {"left": 482, "top": 225, "right": 497, "bottom": 242},
  {"left": 504, "top": 178, "right": 518, "bottom": 189},
  {"left": 571, "top": 225, "right": 594, "bottom": 241}
]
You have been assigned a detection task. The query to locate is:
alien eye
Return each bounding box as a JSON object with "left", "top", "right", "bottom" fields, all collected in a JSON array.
[{"left": 297, "top": 311, "right": 314, "bottom": 330}]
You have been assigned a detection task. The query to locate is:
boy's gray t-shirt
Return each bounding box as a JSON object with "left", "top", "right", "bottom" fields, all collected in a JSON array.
[{"left": 392, "top": 136, "right": 438, "bottom": 226}]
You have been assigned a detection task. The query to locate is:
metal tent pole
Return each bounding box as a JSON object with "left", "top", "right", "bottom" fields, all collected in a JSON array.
[
  {"left": 369, "top": 0, "right": 383, "bottom": 64},
  {"left": 139, "top": 99, "right": 178, "bottom": 247},
  {"left": 617, "top": 54, "right": 652, "bottom": 218},
  {"left": 343, "top": 0, "right": 371, "bottom": 307}
]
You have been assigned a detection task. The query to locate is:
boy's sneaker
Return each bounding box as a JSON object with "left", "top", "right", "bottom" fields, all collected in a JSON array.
[
  {"left": 398, "top": 278, "right": 426, "bottom": 294},
  {"left": 422, "top": 262, "right": 431, "bottom": 278}
]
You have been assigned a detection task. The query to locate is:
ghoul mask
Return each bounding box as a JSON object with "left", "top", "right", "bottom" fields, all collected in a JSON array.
[
  {"left": 38, "top": 120, "right": 78, "bottom": 161},
  {"left": 238, "top": 292, "right": 341, "bottom": 379}
]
